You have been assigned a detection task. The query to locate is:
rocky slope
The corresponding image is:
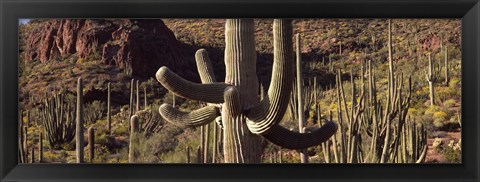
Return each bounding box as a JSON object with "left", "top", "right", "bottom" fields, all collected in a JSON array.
[{"left": 23, "top": 19, "right": 198, "bottom": 80}]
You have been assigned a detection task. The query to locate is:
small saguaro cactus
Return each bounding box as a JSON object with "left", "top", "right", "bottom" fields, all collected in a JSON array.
[
  {"left": 76, "top": 77, "right": 85, "bottom": 163},
  {"left": 156, "top": 19, "right": 337, "bottom": 163},
  {"left": 39, "top": 131, "right": 43, "bottom": 163},
  {"left": 199, "top": 125, "right": 205, "bottom": 162},
  {"left": 203, "top": 123, "right": 210, "bottom": 163},
  {"left": 444, "top": 44, "right": 449, "bottom": 86},
  {"left": 425, "top": 53, "right": 440, "bottom": 106},
  {"left": 136, "top": 80, "right": 140, "bottom": 112},
  {"left": 88, "top": 127, "right": 95, "bottom": 163},
  {"left": 186, "top": 146, "right": 191, "bottom": 163},
  {"left": 129, "top": 115, "right": 139, "bottom": 163},
  {"left": 23, "top": 126, "right": 28, "bottom": 162},
  {"left": 31, "top": 147, "right": 35, "bottom": 163},
  {"left": 197, "top": 146, "right": 202, "bottom": 163},
  {"left": 144, "top": 85, "right": 148, "bottom": 109},
  {"left": 212, "top": 123, "right": 218, "bottom": 163},
  {"left": 339, "top": 41, "right": 343, "bottom": 56},
  {"left": 107, "top": 82, "right": 111, "bottom": 134},
  {"left": 279, "top": 150, "right": 283, "bottom": 163},
  {"left": 129, "top": 79, "right": 134, "bottom": 118},
  {"left": 18, "top": 110, "right": 27, "bottom": 163}
]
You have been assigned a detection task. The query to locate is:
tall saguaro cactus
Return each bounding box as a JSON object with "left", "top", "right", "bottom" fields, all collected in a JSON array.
[
  {"left": 144, "top": 86, "right": 148, "bottom": 109},
  {"left": 39, "top": 131, "right": 43, "bottom": 163},
  {"left": 387, "top": 19, "right": 395, "bottom": 98},
  {"left": 107, "top": 82, "right": 111, "bottom": 134},
  {"left": 129, "top": 79, "right": 134, "bottom": 118},
  {"left": 444, "top": 44, "right": 449, "bottom": 86},
  {"left": 212, "top": 123, "right": 218, "bottom": 163},
  {"left": 136, "top": 80, "right": 140, "bottom": 112},
  {"left": 186, "top": 146, "right": 191, "bottom": 163},
  {"left": 18, "top": 110, "right": 27, "bottom": 163},
  {"left": 76, "top": 77, "right": 84, "bottom": 163},
  {"left": 295, "top": 33, "right": 308, "bottom": 163},
  {"left": 156, "top": 19, "right": 337, "bottom": 163},
  {"left": 31, "top": 147, "right": 35, "bottom": 163},
  {"left": 425, "top": 53, "right": 439, "bottom": 106},
  {"left": 204, "top": 123, "right": 210, "bottom": 163}
]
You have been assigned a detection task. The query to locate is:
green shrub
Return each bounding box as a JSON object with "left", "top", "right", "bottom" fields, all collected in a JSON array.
[
  {"left": 442, "top": 99, "right": 457, "bottom": 108},
  {"left": 131, "top": 124, "right": 183, "bottom": 163},
  {"left": 425, "top": 105, "right": 441, "bottom": 116},
  {"left": 43, "top": 150, "right": 69, "bottom": 163},
  {"left": 433, "top": 111, "right": 448, "bottom": 128},
  {"left": 84, "top": 100, "right": 106, "bottom": 124},
  {"left": 443, "top": 140, "right": 461, "bottom": 163},
  {"left": 77, "top": 58, "right": 85, "bottom": 64}
]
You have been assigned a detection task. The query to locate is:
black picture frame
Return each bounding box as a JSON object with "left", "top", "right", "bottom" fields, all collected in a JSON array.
[{"left": 1, "top": 0, "right": 479, "bottom": 181}]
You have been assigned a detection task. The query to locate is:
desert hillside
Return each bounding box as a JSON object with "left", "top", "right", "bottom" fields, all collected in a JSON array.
[{"left": 18, "top": 19, "right": 461, "bottom": 163}]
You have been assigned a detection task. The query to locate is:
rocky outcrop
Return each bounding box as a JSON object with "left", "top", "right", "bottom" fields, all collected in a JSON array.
[{"left": 24, "top": 19, "right": 198, "bottom": 81}]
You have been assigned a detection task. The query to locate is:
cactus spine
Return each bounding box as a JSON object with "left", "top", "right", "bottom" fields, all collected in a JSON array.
[
  {"left": 88, "top": 127, "right": 95, "bottom": 163},
  {"left": 76, "top": 77, "right": 84, "bottom": 163}
]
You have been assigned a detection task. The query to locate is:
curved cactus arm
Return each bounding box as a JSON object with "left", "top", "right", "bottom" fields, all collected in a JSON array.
[
  {"left": 246, "top": 19, "right": 294, "bottom": 134},
  {"left": 159, "top": 104, "right": 220, "bottom": 127},
  {"left": 196, "top": 49, "right": 216, "bottom": 84},
  {"left": 262, "top": 121, "right": 338, "bottom": 149},
  {"left": 156, "top": 67, "right": 228, "bottom": 103},
  {"left": 196, "top": 49, "right": 226, "bottom": 129},
  {"left": 223, "top": 86, "right": 241, "bottom": 117},
  {"left": 415, "top": 145, "right": 428, "bottom": 163}
]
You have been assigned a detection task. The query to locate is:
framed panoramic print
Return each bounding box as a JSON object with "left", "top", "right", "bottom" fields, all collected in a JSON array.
[{"left": 1, "top": 0, "right": 479, "bottom": 182}]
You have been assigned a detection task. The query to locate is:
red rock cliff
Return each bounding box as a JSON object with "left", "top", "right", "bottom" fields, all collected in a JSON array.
[{"left": 24, "top": 19, "right": 197, "bottom": 80}]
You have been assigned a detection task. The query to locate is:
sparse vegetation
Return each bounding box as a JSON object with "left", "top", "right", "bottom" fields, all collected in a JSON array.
[{"left": 18, "top": 18, "right": 461, "bottom": 163}]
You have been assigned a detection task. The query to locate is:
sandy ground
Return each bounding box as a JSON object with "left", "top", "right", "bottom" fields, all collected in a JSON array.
[{"left": 425, "top": 129, "right": 461, "bottom": 163}]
